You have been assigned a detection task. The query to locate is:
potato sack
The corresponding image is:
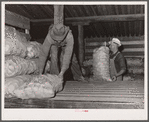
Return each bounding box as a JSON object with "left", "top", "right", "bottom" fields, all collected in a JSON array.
[{"left": 93, "top": 46, "right": 112, "bottom": 81}]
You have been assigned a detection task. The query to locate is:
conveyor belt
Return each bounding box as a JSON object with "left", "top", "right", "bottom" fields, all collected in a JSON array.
[{"left": 5, "top": 80, "right": 144, "bottom": 109}]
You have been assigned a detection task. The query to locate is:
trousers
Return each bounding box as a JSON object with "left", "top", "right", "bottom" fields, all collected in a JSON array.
[{"left": 49, "top": 45, "right": 82, "bottom": 80}]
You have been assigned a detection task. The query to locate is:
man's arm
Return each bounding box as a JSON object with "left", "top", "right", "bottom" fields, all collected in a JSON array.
[
  {"left": 59, "top": 31, "right": 74, "bottom": 77},
  {"left": 39, "top": 33, "right": 53, "bottom": 74},
  {"left": 116, "top": 69, "right": 126, "bottom": 77}
]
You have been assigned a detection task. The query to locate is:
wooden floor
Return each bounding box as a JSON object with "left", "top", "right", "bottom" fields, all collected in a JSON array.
[{"left": 5, "top": 80, "right": 144, "bottom": 109}]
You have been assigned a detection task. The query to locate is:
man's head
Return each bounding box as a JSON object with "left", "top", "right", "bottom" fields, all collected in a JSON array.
[
  {"left": 50, "top": 23, "right": 69, "bottom": 42},
  {"left": 109, "top": 38, "right": 121, "bottom": 52}
]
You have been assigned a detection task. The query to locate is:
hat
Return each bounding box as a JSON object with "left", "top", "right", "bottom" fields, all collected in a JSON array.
[
  {"left": 50, "top": 24, "right": 69, "bottom": 41},
  {"left": 109, "top": 38, "right": 121, "bottom": 47}
]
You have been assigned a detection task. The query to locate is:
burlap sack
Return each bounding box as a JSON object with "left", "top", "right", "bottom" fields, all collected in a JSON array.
[
  {"left": 5, "top": 25, "right": 28, "bottom": 57},
  {"left": 126, "top": 57, "right": 144, "bottom": 67},
  {"left": 26, "top": 41, "right": 42, "bottom": 58},
  {"left": 93, "top": 46, "right": 112, "bottom": 81},
  {"left": 123, "top": 75, "right": 134, "bottom": 81},
  {"left": 6, "top": 74, "right": 63, "bottom": 99},
  {"left": 5, "top": 75, "right": 32, "bottom": 98},
  {"left": 127, "top": 66, "right": 144, "bottom": 74},
  {"left": 126, "top": 57, "right": 144, "bottom": 74},
  {"left": 83, "top": 59, "right": 93, "bottom": 66},
  {"left": 5, "top": 56, "right": 51, "bottom": 77}
]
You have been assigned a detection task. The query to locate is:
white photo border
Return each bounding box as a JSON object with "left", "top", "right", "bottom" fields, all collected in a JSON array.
[{"left": 1, "top": 1, "right": 148, "bottom": 120}]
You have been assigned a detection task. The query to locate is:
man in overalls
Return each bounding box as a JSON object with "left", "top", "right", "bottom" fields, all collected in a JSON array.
[
  {"left": 109, "top": 38, "right": 126, "bottom": 81},
  {"left": 38, "top": 23, "right": 86, "bottom": 82}
]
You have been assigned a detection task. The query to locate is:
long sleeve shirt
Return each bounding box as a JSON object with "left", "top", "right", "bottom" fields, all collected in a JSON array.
[{"left": 39, "top": 28, "right": 74, "bottom": 75}]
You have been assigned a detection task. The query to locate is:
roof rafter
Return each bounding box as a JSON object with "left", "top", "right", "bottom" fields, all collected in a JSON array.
[{"left": 31, "top": 14, "right": 144, "bottom": 26}]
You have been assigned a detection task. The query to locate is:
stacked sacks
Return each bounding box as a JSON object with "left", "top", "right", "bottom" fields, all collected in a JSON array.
[
  {"left": 83, "top": 57, "right": 144, "bottom": 81},
  {"left": 5, "top": 74, "right": 63, "bottom": 99},
  {"left": 5, "top": 25, "right": 28, "bottom": 57},
  {"left": 82, "top": 59, "right": 93, "bottom": 77},
  {"left": 5, "top": 75, "right": 32, "bottom": 98},
  {"left": 83, "top": 46, "right": 144, "bottom": 81},
  {"left": 124, "top": 57, "right": 144, "bottom": 81},
  {"left": 123, "top": 74, "right": 135, "bottom": 81},
  {"left": 93, "top": 46, "right": 112, "bottom": 81},
  {"left": 5, "top": 25, "right": 62, "bottom": 99},
  {"left": 5, "top": 56, "right": 50, "bottom": 77},
  {"left": 83, "top": 59, "right": 93, "bottom": 67},
  {"left": 126, "top": 57, "right": 144, "bottom": 74},
  {"left": 5, "top": 25, "right": 43, "bottom": 59},
  {"left": 26, "top": 41, "right": 41, "bottom": 59}
]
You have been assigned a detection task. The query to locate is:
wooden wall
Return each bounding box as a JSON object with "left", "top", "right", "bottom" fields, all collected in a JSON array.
[
  {"left": 5, "top": 10, "right": 30, "bottom": 30},
  {"left": 84, "top": 36, "right": 144, "bottom": 60},
  {"left": 5, "top": 10, "right": 30, "bottom": 40}
]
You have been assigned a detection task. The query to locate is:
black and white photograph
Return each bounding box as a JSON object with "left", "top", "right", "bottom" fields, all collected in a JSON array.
[{"left": 1, "top": 1, "right": 148, "bottom": 120}]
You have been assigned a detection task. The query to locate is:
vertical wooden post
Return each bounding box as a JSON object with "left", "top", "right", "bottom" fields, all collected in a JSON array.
[
  {"left": 54, "top": 5, "right": 64, "bottom": 25},
  {"left": 78, "top": 24, "right": 84, "bottom": 66}
]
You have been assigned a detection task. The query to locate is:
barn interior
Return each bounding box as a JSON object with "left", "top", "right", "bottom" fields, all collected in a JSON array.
[{"left": 5, "top": 4, "right": 145, "bottom": 109}]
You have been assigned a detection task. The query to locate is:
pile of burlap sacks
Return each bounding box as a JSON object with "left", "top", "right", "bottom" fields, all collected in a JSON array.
[
  {"left": 83, "top": 46, "right": 144, "bottom": 81},
  {"left": 5, "top": 25, "right": 63, "bottom": 99}
]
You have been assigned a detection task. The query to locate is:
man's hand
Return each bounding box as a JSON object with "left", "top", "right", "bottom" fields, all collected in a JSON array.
[{"left": 112, "top": 76, "right": 117, "bottom": 81}]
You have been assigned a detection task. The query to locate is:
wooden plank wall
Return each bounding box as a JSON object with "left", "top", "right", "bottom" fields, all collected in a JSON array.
[
  {"left": 5, "top": 10, "right": 31, "bottom": 41},
  {"left": 5, "top": 10, "right": 30, "bottom": 30},
  {"left": 85, "top": 36, "right": 144, "bottom": 60}
]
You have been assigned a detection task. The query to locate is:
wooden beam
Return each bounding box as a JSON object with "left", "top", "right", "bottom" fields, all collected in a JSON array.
[
  {"left": 78, "top": 25, "right": 84, "bottom": 66},
  {"left": 85, "top": 40, "right": 144, "bottom": 47},
  {"left": 85, "top": 48, "right": 144, "bottom": 53},
  {"left": 5, "top": 10, "right": 30, "bottom": 30},
  {"left": 72, "top": 22, "right": 90, "bottom": 26},
  {"left": 85, "top": 54, "right": 144, "bottom": 60},
  {"left": 85, "top": 51, "right": 144, "bottom": 57},
  {"left": 85, "top": 36, "right": 144, "bottom": 41},
  {"left": 86, "top": 44, "right": 144, "bottom": 49},
  {"left": 31, "top": 14, "right": 144, "bottom": 26}
]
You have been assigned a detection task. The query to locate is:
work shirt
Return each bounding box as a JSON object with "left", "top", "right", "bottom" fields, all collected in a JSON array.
[
  {"left": 39, "top": 28, "right": 74, "bottom": 74},
  {"left": 110, "top": 51, "right": 126, "bottom": 75}
]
